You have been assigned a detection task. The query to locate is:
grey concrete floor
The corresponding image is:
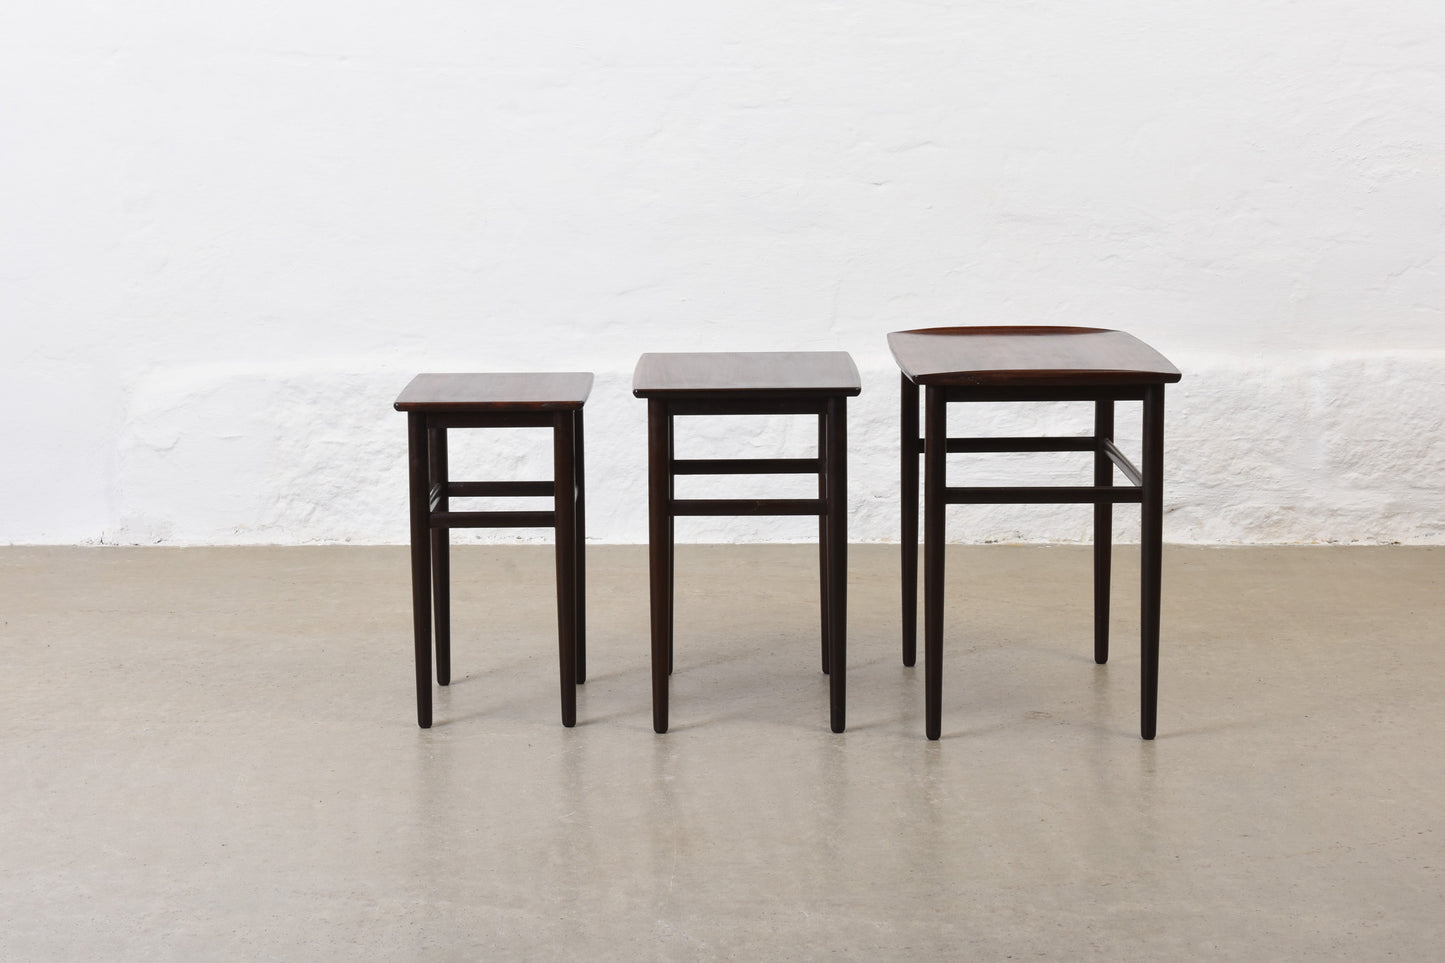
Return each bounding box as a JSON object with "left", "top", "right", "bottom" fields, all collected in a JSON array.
[{"left": 2, "top": 544, "right": 1442, "bottom": 960}]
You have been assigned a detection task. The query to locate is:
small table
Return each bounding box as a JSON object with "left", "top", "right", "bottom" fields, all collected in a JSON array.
[
  {"left": 889, "top": 327, "right": 1181, "bottom": 740},
  {"left": 395, "top": 372, "right": 592, "bottom": 728},
  {"left": 633, "top": 352, "right": 862, "bottom": 733}
]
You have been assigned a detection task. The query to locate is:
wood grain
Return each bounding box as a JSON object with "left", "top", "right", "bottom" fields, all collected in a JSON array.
[
  {"left": 395, "top": 372, "right": 593, "bottom": 411},
  {"left": 888, "top": 327, "right": 1180, "bottom": 387},
  {"left": 633, "top": 352, "right": 862, "bottom": 396}
]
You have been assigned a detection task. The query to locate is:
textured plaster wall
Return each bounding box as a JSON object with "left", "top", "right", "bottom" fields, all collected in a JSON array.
[{"left": 3, "top": 1, "right": 1442, "bottom": 545}]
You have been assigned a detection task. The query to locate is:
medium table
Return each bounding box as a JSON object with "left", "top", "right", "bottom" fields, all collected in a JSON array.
[{"left": 633, "top": 351, "right": 862, "bottom": 733}]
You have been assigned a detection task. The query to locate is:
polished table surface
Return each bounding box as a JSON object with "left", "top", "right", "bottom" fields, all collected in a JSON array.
[
  {"left": 633, "top": 352, "right": 862, "bottom": 396},
  {"left": 888, "top": 326, "right": 1181, "bottom": 387},
  {"left": 395, "top": 372, "right": 594, "bottom": 411}
]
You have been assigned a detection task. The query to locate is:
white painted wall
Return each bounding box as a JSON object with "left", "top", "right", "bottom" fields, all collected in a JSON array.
[{"left": 3, "top": 1, "right": 1442, "bottom": 545}]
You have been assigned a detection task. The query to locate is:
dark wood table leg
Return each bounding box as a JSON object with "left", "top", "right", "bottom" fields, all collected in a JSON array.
[
  {"left": 428, "top": 427, "right": 451, "bottom": 686},
  {"left": 1093, "top": 400, "right": 1114, "bottom": 666},
  {"left": 826, "top": 395, "right": 848, "bottom": 733},
  {"left": 666, "top": 410, "right": 675, "bottom": 676},
  {"left": 923, "top": 387, "right": 947, "bottom": 741},
  {"left": 406, "top": 413, "right": 434, "bottom": 729},
  {"left": 818, "top": 412, "right": 830, "bottom": 675},
  {"left": 553, "top": 411, "right": 578, "bottom": 728},
  {"left": 648, "top": 399, "right": 672, "bottom": 733},
  {"left": 901, "top": 373, "right": 919, "bottom": 667},
  {"left": 574, "top": 408, "right": 586, "bottom": 685},
  {"left": 1140, "top": 385, "right": 1165, "bottom": 740}
]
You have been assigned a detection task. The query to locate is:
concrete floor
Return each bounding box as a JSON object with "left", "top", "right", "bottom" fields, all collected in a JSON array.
[{"left": 2, "top": 544, "right": 1442, "bottom": 960}]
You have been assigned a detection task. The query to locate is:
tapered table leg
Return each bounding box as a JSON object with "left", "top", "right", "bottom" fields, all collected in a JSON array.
[
  {"left": 923, "top": 387, "right": 947, "bottom": 741},
  {"left": 648, "top": 400, "right": 672, "bottom": 733},
  {"left": 407, "top": 413, "right": 433, "bottom": 729},
  {"left": 901, "top": 374, "right": 919, "bottom": 667},
  {"left": 574, "top": 408, "right": 586, "bottom": 685},
  {"left": 428, "top": 427, "right": 451, "bottom": 686},
  {"left": 553, "top": 412, "right": 578, "bottom": 728},
  {"left": 1140, "top": 385, "right": 1165, "bottom": 740},
  {"left": 818, "top": 412, "right": 831, "bottom": 675},
  {"left": 666, "top": 411, "right": 675, "bottom": 676},
  {"left": 1093, "top": 400, "right": 1114, "bottom": 666},
  {"left": 826, "top": 396, "right": 848, "bottom": 732}
]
